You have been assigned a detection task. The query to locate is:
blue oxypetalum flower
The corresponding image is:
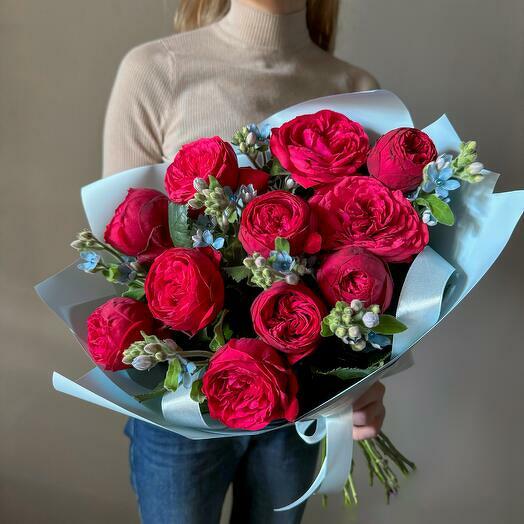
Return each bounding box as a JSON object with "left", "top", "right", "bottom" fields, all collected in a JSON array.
[
  {"left": 247, "top": 123, "right": 270, "bottom": 141},
  {"left": 77, "top": 251, "right": 100, "bottom": 272},
  {"left": 192, "top": 229, "right": 224, "bottom": 250},
  {"left": 177, "top": 356, "right": 198, "bottom": 389},
  {"left": 421, "top": 154, "right": 461, "bottom": 199},
  {"left": 270, "top": 250, "right": 294, "bottom": 272},
  {"left": 116, "top": 263, "right": 137, "bottom": 284},
  {"left": 367, "top": 332, "right": 392, "bottom": 349}
]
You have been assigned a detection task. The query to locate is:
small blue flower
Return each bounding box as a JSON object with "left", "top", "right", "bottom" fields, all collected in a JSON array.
[
  {"left": 116, "top": 263, "right": 137, "bottom": 284},
  {"left": 367, "top": 332, "right": 392, "bottom": 349},
  {"left": 176, "top": 356, "right": 198, "bottom": 389},
  {"left": 247, "top": 123, "right": 270, "bottom": 141},
  {"left": 270, "top": 250, "right": 294, "bottom": 272},
  {"left": 77, "top": 251, "right": 100, "bottom": 272},
  {"left": 193, "top": 229, "right": 224, "bottom": 250},
  {"left": 421, "top": 154, "right": 461, "bottom": 199}
]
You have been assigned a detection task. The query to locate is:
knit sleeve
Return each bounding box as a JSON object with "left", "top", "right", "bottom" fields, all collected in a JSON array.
[{"left": 102, "top": 40, "right": 173, "bottom": 177}]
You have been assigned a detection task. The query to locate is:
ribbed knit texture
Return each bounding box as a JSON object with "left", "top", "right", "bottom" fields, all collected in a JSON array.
[{"left": 103, "top": 0, "right": 378, "bottom": 177}]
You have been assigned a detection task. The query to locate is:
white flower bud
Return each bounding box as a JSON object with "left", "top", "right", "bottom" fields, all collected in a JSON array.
[
  {"left": 422, "top": 210, "right": 437, "bottom": 226},
  {"left": 351, "top": 339, "right": 367, "bottom": 352},
  {"left": 370, "top": 304, "right": 381, "bottom": 314},
  {"left": 255, "top": 256, "right": 266, "bottom": 268},
  {"left": 132, "top": 355, "right": 156, "bottom": 371},
  {"left": 350, "top": 299, "right": 363, "bottom": 312},
  {"left": 285, "top": 273, "right": 299, "bottom": 285},
  {"left": 143, "top": 343, "right": 163, "bottom": 355},
  {"left": 467, "top": 161, "right": 484, "bottom": 175},
  {"left": 193, "top": 178, "right": 208, "bottom": 191},
  {"left": 246, "top": 132, "right": 257, "bottom": 146},
  {"left": 285, "top": 177, "right": 296, "bottom": 189},
  {"left": 347, "top": 325, "right": 361, "bottom": 339},
  {"left": 362, "top": 311, "right": 380, "bottom": 328}
]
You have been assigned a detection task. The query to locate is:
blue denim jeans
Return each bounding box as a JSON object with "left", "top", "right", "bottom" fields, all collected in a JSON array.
[{"left": 125, "top": 418, "right": 320, "bottom": 524}]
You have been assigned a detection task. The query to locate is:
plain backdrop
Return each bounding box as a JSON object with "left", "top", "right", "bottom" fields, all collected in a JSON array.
[{"left": 1, "top": 0, "right": 523, "bottom": 522}]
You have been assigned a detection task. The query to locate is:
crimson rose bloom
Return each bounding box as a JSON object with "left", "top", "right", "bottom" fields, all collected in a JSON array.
[
  {"left": 165, "top": 136, "right": 239, "bottom": 203},
  {"left": 309, "top": 176, "right": 428, "bottom": 263},
  {"left": 202, "top": 338, "right": 299, "bottom": 430},
  {"left": 104, "top": 188, "right": 171, "bottom": 264},
  {"left": 145, "top": 247, "right": 224, "bottom": 335},
  {"left": 317, "top": 247, "right": 393, "bottom": 310},
  {"left": 239, "top": 190, "right": 321, "bottom": 257},
  {"left": 251, "top": 282, "right": 327, "bottom": 363},
  {"left": 368, "top": 127, "right": 437, "bottom": 192},
  {"left": 237, "top": 167, "right": 269, "bottom": 194},
  {"left": 270, "top": 109, "right": 369, "bottom": 188},
  {"left": 86, "top": 297, "right": 155, "bottom": 371}
]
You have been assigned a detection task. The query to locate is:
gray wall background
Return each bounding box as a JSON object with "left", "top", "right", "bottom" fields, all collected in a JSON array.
[{"left": 1, "top": 0, "right": 523, "bottom": 522}]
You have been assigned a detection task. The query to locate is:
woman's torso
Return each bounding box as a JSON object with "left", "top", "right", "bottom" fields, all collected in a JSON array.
[{"left": 103, "top": 1, "right": 377, "bottom": 176}]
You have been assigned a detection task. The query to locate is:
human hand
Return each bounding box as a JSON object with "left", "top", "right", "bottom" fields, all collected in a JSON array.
[{"left": 352, "top": 382, "right": 386, "bottom": 440}]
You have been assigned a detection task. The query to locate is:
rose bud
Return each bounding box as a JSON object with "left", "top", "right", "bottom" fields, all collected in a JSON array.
[
  {"left": 202, "top": 338, "right": 299, "bottom": 430},
  {"left": 270, "top": 109, "right": 369, "bottom": 188},
  {"left": 251, "top": 282, "right": 327, "bottom": 363},
  {"left": 309, "top": 175, "right": 428, "bottom": 263},
  {"left": 145, "top": 247, "right": 224, "bottom": 335},
  {"left": 317, "top": 247, "right": 394, "bottom": 311},
  {"left": 237, "top": 167, "right": 270, "bottom": 194},
  {"left": 239, "top": 190, "right": 321, "bottom": 257},
  {"left": 367, "top": 127, "right": 437, "bottom": 192},
  {"left": 165, "top": 136, "right": 239, "bottom": 203},
  {"left": 86, "top": 297, "right": 156, "bottom": 371},
  {"left": 104, "top": 188, "right": 171, "bottom": 264}
]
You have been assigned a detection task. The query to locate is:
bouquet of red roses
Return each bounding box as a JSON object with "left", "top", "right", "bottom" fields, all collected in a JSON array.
[{"left": 37, "top": 90, "right": 523, "bottom": 510}]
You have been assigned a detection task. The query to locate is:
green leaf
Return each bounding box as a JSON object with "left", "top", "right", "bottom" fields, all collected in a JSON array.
[
  {"left": 122, "top": 280, "right": 145, "bottom": 300},
  {"left": 208, "top": 176, "right": 220, "bottom": 190},
  {"left": 425, "top": 194, "right": 455, "bottom": 226},
  {"left": 134, "top": 381, "right": 166, "bottom": 403},
  {"left": 270, "top": 157, "right": 286, "bottom": 177},
  {"left": 321, "top": 318, "right": 334, "bottom": 337},
  {"left": 223, "top": 323, "right": 233, "bottom": 342},
  {"left": 223, "top": 265, "right": 251, "bottom": 283},
  {"left": 374, "top": 315, "right": 408, "bottom": 335},
  {"left": 190, "top": 379, "right": 206, "bottom": 404},
  {"left": 168, "top": 202, "right": 192, "bottom": 247},
  {"left": 274, "top": 237, "right": 290, "bottom": 254},
  {"left": 164, "top": 359, "right": 182, "bottom": 393},
  {"left": 209, "top": 309, "right": 229, "bottom": 351},
  {"left": 315, "top": 366, "right": 379, "bottom": 381}
]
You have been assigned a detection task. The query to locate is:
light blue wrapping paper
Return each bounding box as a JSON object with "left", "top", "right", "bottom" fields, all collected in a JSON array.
[{"left": 35, "top": 90, "right": 524, "bottom": 509}]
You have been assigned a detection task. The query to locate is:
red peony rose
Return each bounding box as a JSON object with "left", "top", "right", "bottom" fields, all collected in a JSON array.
[
  {"left": 367, "top": 127, "right": 437, "bottom": 192},
  {"left": 238, "top": 190, "right": 321, "bottom": 257},
  {"left": 145, "top": 247, "right": 224, "bottom": 335},
  {"left": 202, "top": 338, "right": 299, "bottom": 430},
  {"left": 251, "top": 282, "right": 327, "bottom": 363},
  {"left": 270, "top": 109, "right": 369, "bottom": 188},
  {"left": 86, "top": 297, "right": 155, "bottom": 371},
  {"left": 309, "top": 175, "right": 428, "bottom": 263},
  {"left": 237, "top": 167, "right": 270, "bottom": 194},
  {"left": 317, "top": 247, "right": 394, "bottom": 310},
  {"left": 104, "top": 188, "right": 171, "bottom": 264},
  {"left": 165, "top": 136, "right": 239, "bottom": 203}
]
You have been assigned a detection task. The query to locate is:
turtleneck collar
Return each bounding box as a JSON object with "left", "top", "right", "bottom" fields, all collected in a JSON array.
[{"left": 215, "top": 0, "right": 312, "bottom": 51}]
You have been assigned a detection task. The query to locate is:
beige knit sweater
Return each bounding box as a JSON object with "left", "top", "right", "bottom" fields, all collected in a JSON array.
[{"left": 102, "top": 0, "right": 378, "bottom": 177}]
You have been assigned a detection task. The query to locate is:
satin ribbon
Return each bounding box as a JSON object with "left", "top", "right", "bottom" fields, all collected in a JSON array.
[{"left": 274, "top": 408, "right": 353, "bottom": 512}]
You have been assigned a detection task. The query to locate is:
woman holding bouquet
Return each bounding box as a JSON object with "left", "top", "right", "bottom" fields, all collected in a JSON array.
[{"left": 103, "top": 1, "right": 386, "bottom": 522}]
